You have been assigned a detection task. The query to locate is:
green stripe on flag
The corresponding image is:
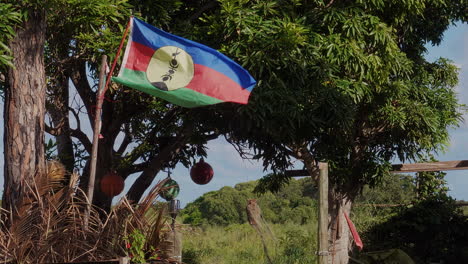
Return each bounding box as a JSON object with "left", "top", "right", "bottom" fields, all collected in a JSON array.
[{"left": 112, "top": 68, "right": 223, "bottom": 108}]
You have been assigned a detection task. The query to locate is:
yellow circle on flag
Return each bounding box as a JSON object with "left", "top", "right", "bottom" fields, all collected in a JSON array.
[{"left": 146, "top": 46, "right": 194, "bottom": 91}]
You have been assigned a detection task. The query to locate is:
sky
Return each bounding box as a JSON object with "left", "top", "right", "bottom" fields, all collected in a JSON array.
[{"left": 0, "top": 23, "right": 467, "bottom": 206}]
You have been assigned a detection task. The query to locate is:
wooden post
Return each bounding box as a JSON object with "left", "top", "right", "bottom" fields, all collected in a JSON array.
[
  {"left": 318, "top": 162, "right": 329, "bottom": 264},
  {"left": 84, "top": 55, "right": 107, "bottom": 228},
  {"left": 87, "top": 54, "right": 107, "bottom": 203},
  {"left": 83, "top": 17, "right": 131, "bottom": 228},
  {"left": 119, "top": 257, "right": 130, "bottom": 264}
]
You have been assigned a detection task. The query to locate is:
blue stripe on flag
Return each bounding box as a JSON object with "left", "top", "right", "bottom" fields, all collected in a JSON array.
[{"left": 132, "top": 18, "right": 256, "bottom": 92}]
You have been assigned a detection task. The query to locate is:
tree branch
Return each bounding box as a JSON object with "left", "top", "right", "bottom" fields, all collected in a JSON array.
[
  {"left": 116, "top": 126, "right": 132, "bottom": 156},
  {"left": 294, "top": 145, "right": 319, "bottom": 182},
  {"left": 325, "top": 0, "right": 335, "bottom": 8},
  {"left": 126, "top": 123, "right": 194, "bottom": 202},
  {"left": 189, "top": 1, "right": 218, "bottom": 22},
  {"left": 69, "top": 61, "right": 96, "bottom": 128},
  {"left": 68, "top": 106, "right": 81, "bottom": 131},
  {"left": 45, "top": 123, "right": 59, "bottom": 136},
  {"left": 70, "top": 128, "right": 92, "bottom": 153},
  {"left": 203, "top": 133, "right": 219, "bottom": 141},
  {"left": 118, "top": 162, "right": 149, "bottom": 177}
]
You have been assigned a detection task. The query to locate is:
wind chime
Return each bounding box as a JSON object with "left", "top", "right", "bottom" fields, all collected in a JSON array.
[
  {"left": 160, "top": 169, "right": 182, "bottom": 262},
  {"left": 160, "top": 169, "right": 181, "bottom": 226}
]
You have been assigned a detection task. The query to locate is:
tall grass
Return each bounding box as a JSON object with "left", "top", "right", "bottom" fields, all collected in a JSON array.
[{"left": 182, "top": 222, "right": 317, "bottom": 264}]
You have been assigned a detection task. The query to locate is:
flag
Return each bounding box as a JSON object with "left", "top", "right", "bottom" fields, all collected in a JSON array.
[
  {"left": 343, "top": 212, "right": 363, "bottom": 251},
  {"left": 112, "top": 17, "right": 256, "bottom": 108}
]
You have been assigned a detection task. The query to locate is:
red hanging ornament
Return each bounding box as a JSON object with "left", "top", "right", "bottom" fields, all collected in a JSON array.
[
  {"left": 100, "top": 171, "right": 125, "bottom": 197},
  {"left": 190, "top": 158, "right": 214, "bottom": 185}
]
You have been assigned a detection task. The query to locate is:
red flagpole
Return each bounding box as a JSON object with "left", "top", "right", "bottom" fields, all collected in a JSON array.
[{"left": 103, "top": 16, "right": 133, "bottom": 94}]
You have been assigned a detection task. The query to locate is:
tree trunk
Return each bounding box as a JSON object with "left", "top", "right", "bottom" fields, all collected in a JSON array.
[
  {"left": 328, "top": 189, "right": 353, "bottom": 264},
  {"left": 126, "top": 137, "right": 188, "bottom": 203},
  {"left": 48, "top": 73, "right": 75, "bottom": 172},
  {"left": 2, "top": 10, "right": 47, "bottom": 213}
]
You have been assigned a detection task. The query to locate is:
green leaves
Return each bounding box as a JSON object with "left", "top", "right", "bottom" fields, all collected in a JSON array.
[
  {"left": 46, "top": 0, "right": 132, "bottom": 65},
  {"left": 196, "top": 0, "right": 465, "bottom": 195},
  {"left": 180, "top": 178, "right": 317, "bottom": 226},
  {"left": 0, "top": 3, "right": 21, "bottom": 70}
]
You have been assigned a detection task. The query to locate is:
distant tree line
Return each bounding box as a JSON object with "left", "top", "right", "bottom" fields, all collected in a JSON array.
[
  {"left": 180, "top": 177, "right": 318, "bottom": 226},
  {"left": 180, "top": 173, "right": 419, "bottom": 226}
]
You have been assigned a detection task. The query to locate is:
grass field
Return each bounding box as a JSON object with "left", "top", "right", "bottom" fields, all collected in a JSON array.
[{"left": 182, "top": 222, "right": 317, "bottom": 264}]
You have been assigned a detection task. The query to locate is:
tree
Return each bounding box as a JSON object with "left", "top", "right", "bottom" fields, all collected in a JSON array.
[
  {"left": 0, "top": 0, "right": 134, "bottom": 213},
  {"left": 1, "top": 2, "right": 48, "bottom": 214},
  {"left": 40, "top": 0, "right": 222, "bottom": 211},
  {"left": 192, "top": 1, "right": 466, "bottom": 263},
  {"left": 1, "top": 0, "right": 227, "bottom": 213},
  {"left": 181, "top": 178, "right": 317, "bottom": 226},
  {"left": 2, "top": 4, "right": 465, "bottom": 264},
  {"left": 362, "top": 181, "right": 468, "bottom": 263}
]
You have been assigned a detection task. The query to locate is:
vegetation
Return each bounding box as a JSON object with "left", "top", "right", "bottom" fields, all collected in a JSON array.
[
  {"left": 352, "top": 174, "right": 415, "bottom": 239},
  {"left": 194, "top": 1, "right": 467, "bottom": 261},
  {"left": 1, "top": 0, "right": 467, "bottom": 263},
  {"left": 183, "top": 223, "right": 317, "bottom": 264},
  {"left": 0, "top": 161, "right": 172, "bottom": 263},
  {"left": 355, "top": 172, "right": 468, "bottom": 264},
  {"left": 181, "top": 178, "right": 317, "bottom": 226},
  {"left": 362, "top": 195, "right": 468, "bottom": 264},
  {"left": 0, "top": 0, "right": 224, "bottom": 212},
  {"left": 180, "top": 173, "right": 468, "bottom": 264},
  {"left": 0, "top": 3, "right": 20, "bottom": 73}
]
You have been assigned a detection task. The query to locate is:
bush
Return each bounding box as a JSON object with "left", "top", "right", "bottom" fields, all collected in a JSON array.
[
  {"left": 180, "top": 178, "right": 317, "bottom": 226},
  {"left": 362, "top": 194, "right": 468, "bottom": 263}
]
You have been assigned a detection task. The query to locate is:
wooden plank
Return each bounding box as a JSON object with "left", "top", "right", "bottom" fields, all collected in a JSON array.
[
  {"left": 285, "top": 169, "right": 317, "bottom": 177},
  {"left": 354, "top": 203, "right": 406, "bottom": 208},
  {"left": 286, "top": 160, "right": 468, "bottom": 177},
  {"left": 355, "top": 202, "right": 468, "bottom": 207},
  {"left": 390, "top": 160, "right": 468, "bottom": 173},
  {"left": 317, "top": 162, "right": 329, "bottom": 264}
]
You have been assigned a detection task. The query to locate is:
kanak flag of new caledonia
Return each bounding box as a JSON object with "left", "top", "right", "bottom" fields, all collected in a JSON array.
[{"left": 112, "top": 17, "right": 256, "bottom": 108}]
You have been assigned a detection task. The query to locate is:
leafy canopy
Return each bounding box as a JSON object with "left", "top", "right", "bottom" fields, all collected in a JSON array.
[{"left": 194, "top": 0, "right": 466, "bottom": 195}]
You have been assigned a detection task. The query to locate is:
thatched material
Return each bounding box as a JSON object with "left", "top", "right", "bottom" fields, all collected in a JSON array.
[{"left": 0, "top": 161, "right": 172, "bottom": 263}]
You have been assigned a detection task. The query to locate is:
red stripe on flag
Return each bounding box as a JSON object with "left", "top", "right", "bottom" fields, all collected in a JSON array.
[
  {"left": 124, "top": 41, "right": 154, "bottom": 72},
  {"left": 186, "top": 64, "right": 251, "bottom": 104}
]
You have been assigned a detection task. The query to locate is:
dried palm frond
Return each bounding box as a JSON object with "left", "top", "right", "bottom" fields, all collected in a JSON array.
[{"left": 0, "top": 162, "right": 173, "bottom": 263}]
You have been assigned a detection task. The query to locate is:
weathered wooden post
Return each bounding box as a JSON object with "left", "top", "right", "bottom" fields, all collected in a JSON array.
[
  {"left": 318, "top": 162, "right": 329, "bottom": 264},
  {"left": 84, "top": 54, "right": 107, "bottom": 229}
]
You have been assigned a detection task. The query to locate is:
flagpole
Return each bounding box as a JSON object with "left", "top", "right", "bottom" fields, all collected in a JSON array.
[
  {"left": 84, "top": 17, "right": 132, "bottom": 227},
  {"left": 85, "top": 54, "right": 107, "bottom": 229},
  {"left": 103, "top": 16, "right": 133, "bottom": 93}
]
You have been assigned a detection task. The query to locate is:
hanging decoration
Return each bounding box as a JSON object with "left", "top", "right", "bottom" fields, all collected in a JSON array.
[
  {"left": 190, "top": 158, "right": 214, "bottom": 185},
  {"left": 160, "top": 178, "right": 180, "bottom": 201},
  {"left": 100, "top": 171, "right": 125, "bottom": 197}
]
